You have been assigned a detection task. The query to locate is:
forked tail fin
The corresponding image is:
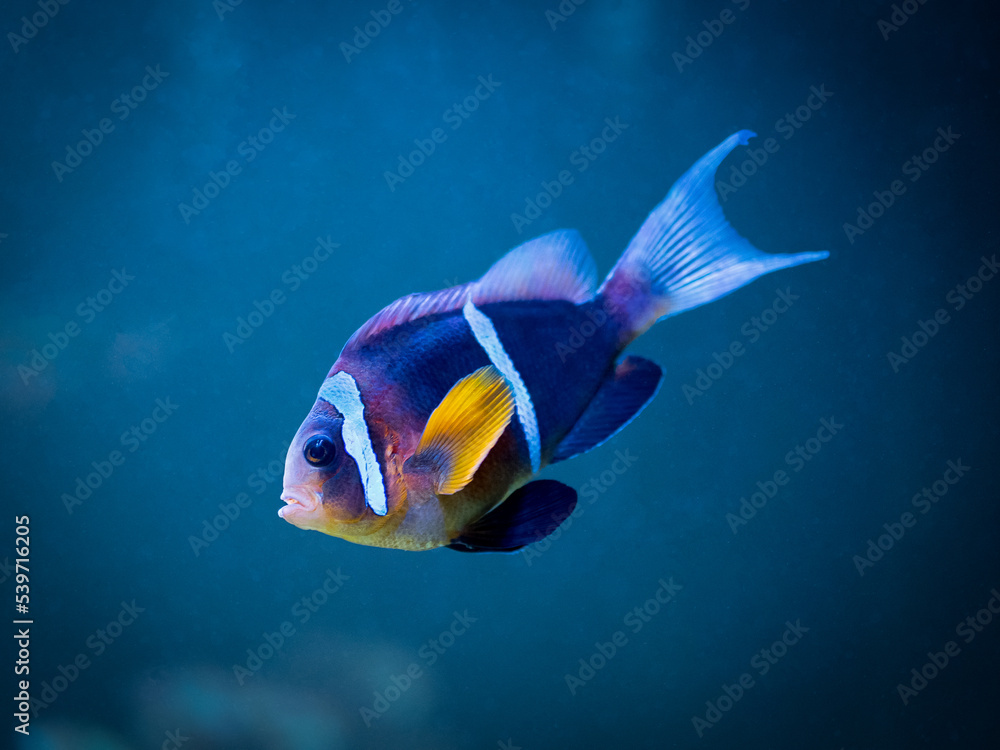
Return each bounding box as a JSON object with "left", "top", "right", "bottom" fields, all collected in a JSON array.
[{"left": 598, "top": 130, "right": 828, "bottom": 344}]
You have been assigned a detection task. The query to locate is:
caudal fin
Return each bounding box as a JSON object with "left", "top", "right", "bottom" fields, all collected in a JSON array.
[{"left": 598, "top": 130, "right": 828, "bottom": 343}]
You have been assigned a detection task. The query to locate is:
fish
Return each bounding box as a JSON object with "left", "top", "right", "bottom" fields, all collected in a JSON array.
[{"left": 279, "top": 130, "right": 828, "bottom": 553}]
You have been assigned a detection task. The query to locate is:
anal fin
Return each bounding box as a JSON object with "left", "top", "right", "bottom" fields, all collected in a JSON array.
[
  {"left": 447, "top": 480, "right": 577, "bottom": 553},
  {"left": 552, "top": 355, "right": 662, "bottom": 463}
]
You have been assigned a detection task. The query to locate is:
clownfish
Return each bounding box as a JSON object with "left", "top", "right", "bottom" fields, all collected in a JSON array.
[{"left": 279, "top": 130, "right": 828, "bottom": 553}]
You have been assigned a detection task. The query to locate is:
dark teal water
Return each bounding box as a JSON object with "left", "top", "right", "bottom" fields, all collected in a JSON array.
[{"left": 2, "top": 1, "right": 998, "bottom": 748}]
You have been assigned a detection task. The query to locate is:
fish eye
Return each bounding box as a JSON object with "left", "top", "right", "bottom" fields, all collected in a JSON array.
[{"left": 303, "top": 435, "right": 337, "bottom": 467}]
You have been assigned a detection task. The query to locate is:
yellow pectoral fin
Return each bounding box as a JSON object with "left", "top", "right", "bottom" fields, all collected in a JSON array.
[{"left": 414, "top": 365, "right": 514, "bottom": 495}]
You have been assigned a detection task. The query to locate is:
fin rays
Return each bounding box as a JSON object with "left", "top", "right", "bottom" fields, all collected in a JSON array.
[
  {"left": 598, "top": 130, "right": 828, "bottom": 340},
  {"left": 413, "top": 365, "right": 514, "bottom": 496},
  {"left": 347, "top": 230, "right": 597, "bottom": 348}
]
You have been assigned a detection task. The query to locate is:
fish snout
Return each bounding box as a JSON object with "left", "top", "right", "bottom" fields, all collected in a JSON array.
[{"left": 278, "top": 487, "right": 321, "bottom": 521}]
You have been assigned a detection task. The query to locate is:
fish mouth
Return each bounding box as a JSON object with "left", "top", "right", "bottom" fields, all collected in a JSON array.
[{"left": 278, "top": 488, "right": 320, "bottom": 519}]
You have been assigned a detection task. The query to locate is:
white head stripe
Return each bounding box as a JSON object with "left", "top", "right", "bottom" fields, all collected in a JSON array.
[
  {"left": 462, "top": 299, "right": 541, "bottom": 473},
  {"left": 317, "top": 371, "right": 388, "bottom": 516}
]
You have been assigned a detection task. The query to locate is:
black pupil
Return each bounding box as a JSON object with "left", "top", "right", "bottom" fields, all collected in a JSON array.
[{"left": 304, "top": 436, "right": 335, "bottom": 467}]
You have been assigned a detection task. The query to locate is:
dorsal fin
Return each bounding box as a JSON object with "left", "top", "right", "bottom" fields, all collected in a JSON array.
[
  {"left": 474, "top": 229, "right": 597, "bottom": 306},
  {"left": 346, "top": 283, "right": 474, "bottom": 348},
  {"left": 347, "top": 230, "right": 597, "bottom": 346}
]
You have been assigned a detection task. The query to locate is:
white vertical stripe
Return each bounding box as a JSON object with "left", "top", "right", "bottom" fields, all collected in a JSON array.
[
  {"left": 317, "top": 371, "right": 388, "bottom": 516},
  {"left": 462, "top": 299, "right": 541, "bottom": 473}
]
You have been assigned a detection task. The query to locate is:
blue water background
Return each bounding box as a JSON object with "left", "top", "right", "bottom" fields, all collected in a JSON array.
[{"left": 1, "top": 0, "right": 997, "bottom": 748}]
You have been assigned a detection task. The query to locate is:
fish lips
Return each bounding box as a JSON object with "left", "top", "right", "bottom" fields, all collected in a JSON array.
[{"left": 278, "top": 488, "right": 321, "bottom": 525}]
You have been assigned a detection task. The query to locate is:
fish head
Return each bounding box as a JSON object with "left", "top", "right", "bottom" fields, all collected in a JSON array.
[{"left": 279, "top": 404, "right": 380, "bottom": 538}]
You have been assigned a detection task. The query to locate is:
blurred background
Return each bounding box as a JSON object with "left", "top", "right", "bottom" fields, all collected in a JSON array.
[{"left": 1, "top": 0, "right": 997, "bottom": 748}]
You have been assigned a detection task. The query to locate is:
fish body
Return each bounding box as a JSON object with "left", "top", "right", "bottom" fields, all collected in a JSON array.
[
  {"left": 329, "top": 298, "right": 622, "bottom": 548},
  {"left": 280, "top": 131, "right": 828, "bottom": 553}
]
